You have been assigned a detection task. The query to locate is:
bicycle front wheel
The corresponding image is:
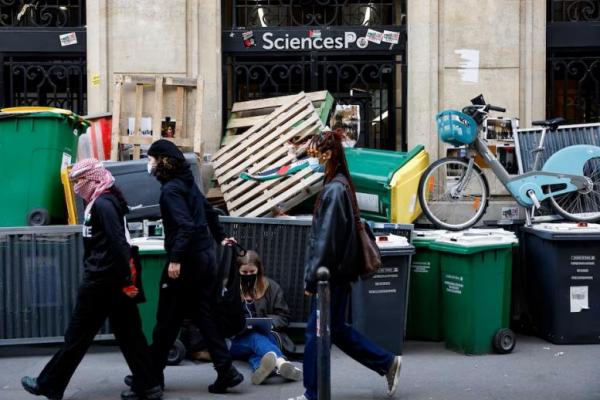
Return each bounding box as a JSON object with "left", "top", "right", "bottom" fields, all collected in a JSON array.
[
  {"left": 418, "top": 157, "right": 489, "bottom": 230},
  {"left": 549, "top": 158, "right": 600, "bottom": 222}
]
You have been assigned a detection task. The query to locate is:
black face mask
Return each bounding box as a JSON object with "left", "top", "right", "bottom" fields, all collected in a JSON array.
[{"left": 240, "top": 273, "right": 258, "bottom": 293}]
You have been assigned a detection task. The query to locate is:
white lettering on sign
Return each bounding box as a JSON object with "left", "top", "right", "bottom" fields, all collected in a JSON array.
[
  {"left": 368, "top": 289, "right": 397, "bottom": 294},
  {"left": 571, "top": 255, "right": 596, "bottom": 266},
  {"left": 412, "top": 261, "right": 430, "bottom": 273},
  {"left": 262, "top": 32, "right": 374, "bottom": 51}
]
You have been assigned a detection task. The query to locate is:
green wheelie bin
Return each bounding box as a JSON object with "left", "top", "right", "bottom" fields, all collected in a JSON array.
[
  {"left": 132, "top": 238, "right": 187, "bottom": 365},
  {"left": 430, "top": 232, "right": 518, "bottom": 355},
  {"left": 0, "top": 107, "right": 88, "bottom": 227},
  {"left": 406, "top": 230, "right": 447, "bottom": 341}
]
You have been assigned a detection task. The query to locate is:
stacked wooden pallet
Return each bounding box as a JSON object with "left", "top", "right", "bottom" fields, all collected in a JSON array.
[
  {"left": 222, "top": 90, "right": 334, "bottom": 145},
  {"left": 213, "top": 92, "right": 326, "bottom": 217}
]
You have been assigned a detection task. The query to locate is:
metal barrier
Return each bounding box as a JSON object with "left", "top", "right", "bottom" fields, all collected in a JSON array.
[
  {"left": 515, "top": 123, "right": 600, "bottom": 173},
  {"left": 0, "top": 226, "right": 111, "bottom": 345}
]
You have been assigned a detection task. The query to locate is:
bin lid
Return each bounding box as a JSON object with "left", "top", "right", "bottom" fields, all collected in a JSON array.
[
  {"left": 345, "top": 145, "right": 424, "bottom": 189},
  {"left": 524, "top": 223, "right": 600, "bottom": 241},
  {"left": 130, "top": 237, "right": 165, "bottom": 254},
  {"left": 430, "top": 232, "right": 518, "bottom": 254},
  {"left": 0, "top": 106, "right": 89, "bottom": 133},
  {"left": 376, "top": 234, "right": 410, "bottom": 249},
  {"left": 413, "top": 229, "right": 447, "bottom": 246}
]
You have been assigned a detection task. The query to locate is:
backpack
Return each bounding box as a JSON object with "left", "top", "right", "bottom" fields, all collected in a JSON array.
[{"left": 214, "top": 243, "right": 246, "bottom": 338}]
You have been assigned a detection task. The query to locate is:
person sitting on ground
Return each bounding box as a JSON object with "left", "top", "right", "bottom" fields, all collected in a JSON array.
[{"left": 229, "top": 250, "right": 302, "bottom": 385}]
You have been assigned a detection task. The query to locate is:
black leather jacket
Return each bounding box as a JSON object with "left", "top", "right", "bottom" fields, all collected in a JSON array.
[{"left": 304, "top": 174, "right": 359, "bottom": 293}]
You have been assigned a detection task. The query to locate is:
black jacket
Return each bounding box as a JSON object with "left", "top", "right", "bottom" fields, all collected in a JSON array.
[
  {"left": 304, "top": 174, "right": 359, "bottom": 293},
  {"left": 248, "top": 278, "right": 291, "bottom": 331},
  {"left": 159, "top": 174, "right": 226, "bottom": 263},
  {"left": 82, "top": 192, "right": 131, "bottom": 286}
]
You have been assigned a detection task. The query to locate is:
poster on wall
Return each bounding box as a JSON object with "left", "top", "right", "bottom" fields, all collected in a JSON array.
[{"left": 330, "top": 104, "right": 361, "bottom": 147}]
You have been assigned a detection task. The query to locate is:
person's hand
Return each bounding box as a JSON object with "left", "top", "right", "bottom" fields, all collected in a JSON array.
[
  {"left": 122, "top": 286, "right": 139, "bottom": 298},
  {"left": 304, "top": 290, "right": 314, "bottom": 296},
  {"left": 168, "top": 262, "right": 181, "bottom": 279},
  {"left": 221, "top": 237, "right": 237, "bottom": 246}
]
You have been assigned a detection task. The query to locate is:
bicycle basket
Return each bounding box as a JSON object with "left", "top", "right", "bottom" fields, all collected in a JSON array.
[{"left": 436, "top": 110, "right": 478, "bottom": 146}]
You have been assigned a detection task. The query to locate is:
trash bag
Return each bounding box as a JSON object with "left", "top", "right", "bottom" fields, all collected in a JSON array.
[{"left": 214, "top": 243, "right": 246, "bottom": 338}]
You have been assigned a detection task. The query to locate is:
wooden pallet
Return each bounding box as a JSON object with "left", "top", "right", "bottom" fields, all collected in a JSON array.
[
  {"left": 222, "top": 90, "right": 334, "bottom": 145},
  {"left": 213, "top": 92, "right": 325, "bottom": 217},
  {"left": 110, "top": 74, "right": 204, "bottom": 160}
]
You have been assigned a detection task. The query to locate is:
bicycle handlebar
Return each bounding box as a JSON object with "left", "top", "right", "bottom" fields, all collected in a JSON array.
[{"left": 487, "top": 105, "right": 506, "bottom": 113}]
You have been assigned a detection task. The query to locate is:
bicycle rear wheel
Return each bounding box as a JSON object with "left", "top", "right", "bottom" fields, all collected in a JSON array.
[
  {"left": 549, "top": 158, "right": 600, "bottom": 222},
  {"left": 418, "top": 157, "right": 489, "bottom": 230}
]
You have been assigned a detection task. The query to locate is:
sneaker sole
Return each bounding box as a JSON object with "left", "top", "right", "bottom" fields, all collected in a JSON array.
[
  {"left": 251, "top": 352, "right": 277, "bottom": 385},
  {"left": 279, "top": 362, "right": 302, "bottom": 381},
  {"left": 387, "top": 356, "right": 402, "bottom": 397}
]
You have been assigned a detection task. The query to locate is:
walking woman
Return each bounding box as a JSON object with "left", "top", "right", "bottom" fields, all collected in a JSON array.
[
  {"left": 144, "top": 140, "right": 243, "bottom": 394},
  {"left": 21, "top": 159, "right": 162, "bottom": 400},
  {"left": 231, "top": 250, "right": 302, "bottom": 385},
  {"left": 291, "top": 130, "right": 402, "bottom": 400}
]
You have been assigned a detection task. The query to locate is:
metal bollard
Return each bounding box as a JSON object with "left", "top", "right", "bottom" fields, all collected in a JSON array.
[{"left": 316, "top": 266, "right": 331, "bottom": 400}]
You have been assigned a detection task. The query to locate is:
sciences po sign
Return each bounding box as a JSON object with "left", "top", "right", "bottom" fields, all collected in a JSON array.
[{"left": 223, "top": 27, "right": 404, "bottom": 53}]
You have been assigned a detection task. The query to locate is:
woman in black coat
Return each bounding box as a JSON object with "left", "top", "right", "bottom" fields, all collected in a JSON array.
[
  {"left": 291, "top": 130, "right": 402, "bottom": 400},
  {"left": 144, "top": 140, "right": 243, "bottom": 394}
]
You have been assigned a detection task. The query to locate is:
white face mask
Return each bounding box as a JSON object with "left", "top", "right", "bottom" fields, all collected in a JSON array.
[{"left": 147, "top": 160, "right": 156, "bottom": 175}]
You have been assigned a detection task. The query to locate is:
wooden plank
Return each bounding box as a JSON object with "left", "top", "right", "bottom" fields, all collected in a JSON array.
[
  {"left": 226, "top": 115, "right": 266, "bottom": 130},
  {"left": 175, "top": 86, "right": 185, "bottom": 139},
  {"left": 231, "top": 90, "right": 328, "bottom": 113},
  {"left": 275, "top": 180, "right": 323, "bottom": 214},
  {"left": 152, "top": 75, "right": 163, "bottom": 142},
  {"left": 227, "top": 177, "right": 281, "bottom": 209},
  {"left": 214, "top": 97, "right": 313, "bottom": 170},
  {"left": 164, "top": 76, "right": 197, "bottom": 87},
  {"left": 244, "top": 172, "right": 324, "bottom": 217},
  {"left": 120, "top": 136, "right": 193, "bottom": 147},
  {"left": 232, "top": 167, "right": 314, "bottom": 216},
  {"left": 132, "top": 84, "right": 144, "bottom": 160},
  {"left": 193, "top": 76, "right": 204, "bottom": 154},
  {"left": 213, "top": 93, "right": 305, "bottom": 161},
  {"left": 124, "top": 75, "right": 156, "bottom": 85},
  {"left": 110, "top": 77, "right": 123, "bottom": 160},
  {"left": 216, "top": 114, "right": 318, "bottom": 184}
]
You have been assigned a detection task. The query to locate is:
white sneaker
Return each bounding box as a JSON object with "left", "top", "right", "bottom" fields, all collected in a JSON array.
[
  {"left": 251, "top": 351, "right": 277, "bottom": 385},
  {"left": 385, "top": 355, "right": 402, "bottom": 397},
  {"left": 287, "top": 396, "right": 308, "bottom": 400},
  {"left": 278, "top": 361, "right": 302, "bottom": 381}
]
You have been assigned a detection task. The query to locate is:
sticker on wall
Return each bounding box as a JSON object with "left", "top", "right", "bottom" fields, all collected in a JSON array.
[
  {"left": 356, "top": 37, "right": 369, "bottom": 49},
  {"left": 59, "top": 32, "right": 77, "bottom": 47},
  {"left": 308, "top": 30, "right": 321, "bottom": 38},
  {"left": 242, "top": 31, "right": 255, "bottom": 48},
  {"left": 91, "top": 73, "right": 101, "bottom": 87},
  {"left": 366, "top": 29, "right": 383, "bottom": 44},
  {"left": 382, "top": 30, "right": 400, "bottom": 44},
  {"left": 455, "top": 49, "right": 480, "bottom": 83},
  {"left": 570, "top": 286, "right": 589, "bottom": 313}
]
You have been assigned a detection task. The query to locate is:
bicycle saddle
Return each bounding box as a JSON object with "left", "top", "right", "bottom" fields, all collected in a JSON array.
[{"left": 531, "top": 117, "right": 566, "bottom": 131}]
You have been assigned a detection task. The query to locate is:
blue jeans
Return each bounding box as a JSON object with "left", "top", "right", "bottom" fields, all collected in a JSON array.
[
  {"left": 230, "top": 331, "right": 283, "bottom": 371},
  {"left": 303, "top": 282, "right": 395, "bottom": 400}
]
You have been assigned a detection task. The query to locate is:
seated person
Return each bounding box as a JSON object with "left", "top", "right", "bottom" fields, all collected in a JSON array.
[{"left": 230, "top": 250, "right": 302, "bottom": 385}]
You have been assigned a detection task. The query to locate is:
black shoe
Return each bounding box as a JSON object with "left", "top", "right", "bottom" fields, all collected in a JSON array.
[
  {"left": 124, "top": 375, "right": 164, "bottom": 391},
  {"left": 21, "top": 376, "right": 62, "bottom": 400},
  {"left": 208, "top": 366, "right": 244, "bottom": 394},
  {"left": 120, "top": 386, "right": 163, "bottom": 400}
]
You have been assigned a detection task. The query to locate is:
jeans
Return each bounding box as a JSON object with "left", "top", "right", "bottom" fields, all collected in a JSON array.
[
  {"left": 230, "top": 331, "right": 283, "bottom": 371},
  {"left": 303, "top": 282, "right": 394, "bottom": 400}
]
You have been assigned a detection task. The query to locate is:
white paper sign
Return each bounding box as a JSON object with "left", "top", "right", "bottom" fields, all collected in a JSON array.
[
  {"left": 356, "top": 192, "right": 379, "bottom": 213},
  {"left": 455, "top": 49, "right": 480, "bottom": 83},
  {"left": 570, "top": 286, "right": 589, "bottom": 313},
  {"left": 366, "top": 29, "right": 383, "bottom": 44},
  {"left": 61, "top": 152, "right": 72, "bottom": 172},
  {"left": 382, "top": 30, "right": 400, "bottom": 44},
  {"left": 59, "top": 32, "right": 78, "bottom": 47}
]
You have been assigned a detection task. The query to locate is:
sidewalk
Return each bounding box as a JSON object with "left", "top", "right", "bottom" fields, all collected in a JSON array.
[{"left": 1, "top": 335, "right": 599, "bottom": 400}]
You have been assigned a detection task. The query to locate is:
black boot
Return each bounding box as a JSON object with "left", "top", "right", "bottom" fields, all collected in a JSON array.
[
  {"left": 208, "top": 366, "right": 244, "bottom": 394},
  {"left": 120, "top": 385, "right": 163, "bottom": 400},
  {"left": 124, "top": 375, "right": 164, "bottom": 390},
  {"left": 21, "top": 377, "right": 63, "bottom": 400}
]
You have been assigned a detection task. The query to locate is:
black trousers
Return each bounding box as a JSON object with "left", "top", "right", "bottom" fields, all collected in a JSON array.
[
  {"left": 36, "top": 281, "right": 158, "bottom": 396},
  {"left": 150, "top": 248, "right": 232, "bottom": 376}
]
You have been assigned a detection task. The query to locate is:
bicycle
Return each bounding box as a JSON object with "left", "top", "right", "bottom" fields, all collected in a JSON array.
[{"left": 417, "top": 94, "right": 600, "bottom": 230}]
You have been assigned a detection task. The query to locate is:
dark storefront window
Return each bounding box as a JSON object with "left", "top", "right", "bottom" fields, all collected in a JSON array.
[
  {"left": 547, "top": 1, "right": 600, "bottom": 123},
  {"left": 0, "top": 0, "right": 85, "bottom": 27}
]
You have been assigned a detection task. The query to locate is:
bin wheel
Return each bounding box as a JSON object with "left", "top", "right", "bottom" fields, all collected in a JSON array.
[
  {"left": 167, "top": 339, "right": 186, "bottom": 366},
  {"left": 27, "top": 209, "right": 50, "bottom": 226},
  {"left": 493, "top": 328, "right": 516, "bottom": 354}
]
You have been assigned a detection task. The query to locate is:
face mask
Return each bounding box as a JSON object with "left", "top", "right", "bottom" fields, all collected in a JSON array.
[
  {"left": 240, "top": 273, "right": 257, "bottom": 293},
  {"left": 147, "top": 161, "right": 156, "bottom": 175}
]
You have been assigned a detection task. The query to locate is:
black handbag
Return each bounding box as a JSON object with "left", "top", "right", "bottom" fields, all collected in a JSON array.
[{"left": 214, "top": 243, "right": 246, "bottom": 338}]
